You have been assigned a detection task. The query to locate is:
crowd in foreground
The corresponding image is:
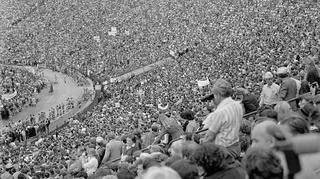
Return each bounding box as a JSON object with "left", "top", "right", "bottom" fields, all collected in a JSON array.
[
  {"left": 1, "top": 58, "right": 320, "bottom": 179},
  {"left": 1, "top": 0, "right": 320, "bottom": 179}
]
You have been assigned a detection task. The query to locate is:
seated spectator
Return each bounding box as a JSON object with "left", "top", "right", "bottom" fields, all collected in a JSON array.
[
  {"left": 242, "top": 146, "right": 283, "bottom": 179},
  {"left": 81, "top": 148, "right": 99, "bottom": 176},
  {"left": 141, "top": 124, "right": 158, "bottom": 148},
  {"left": 279, "top": 113, "right": 320, "bottom": 176},
  {"left": 190, "top": 143, "right": 246, "bottom": 179},
  {"left": 202, "top": 79, "right": 244, "bottom": 159},
  {"left": 122, "top": 135, "right": 139, "bottom": 161},
  {"left": 251, "top": 120, "right": 317, "bottom": 179}
]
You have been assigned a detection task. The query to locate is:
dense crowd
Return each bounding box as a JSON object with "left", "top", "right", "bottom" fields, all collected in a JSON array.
[{"left": 1, "top": 0, "right": 320, "bottom": 179}]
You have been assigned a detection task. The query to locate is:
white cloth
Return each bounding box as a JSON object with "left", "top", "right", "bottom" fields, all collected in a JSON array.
[
  {"left": 259, "top": 83, "right": 280, "bottom": 106},
  {"left": 82, "top": 157, "right": 98, "bottom": 176},
  {"left": 203, "top": 97, "right": 243, "bottom": 147}
]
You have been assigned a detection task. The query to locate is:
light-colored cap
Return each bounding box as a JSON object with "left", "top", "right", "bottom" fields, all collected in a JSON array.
[
  {"left": 96, "top": 136, "right": 104, "bottom": 143},
  {"left": 277, "top": 67, "right": 289, "bottom": 74},
  {"left": 263, "top": 72, "right": 273, "bottom": 79}
]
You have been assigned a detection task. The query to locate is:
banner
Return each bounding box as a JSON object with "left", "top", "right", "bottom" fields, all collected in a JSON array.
[
  {"left": 1, "top": 90, "right": 17, "bottom": 100},
  {"left": 197, "top": 78, "right": 210, "bottom": 87}
]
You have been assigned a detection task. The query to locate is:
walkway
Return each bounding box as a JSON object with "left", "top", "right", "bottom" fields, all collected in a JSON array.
[
  {"left": 0, "top": 68, "right": 92, "bottom": 129},
  {"left": 104, "top": 57, "right": 174, "bottom": 84}
]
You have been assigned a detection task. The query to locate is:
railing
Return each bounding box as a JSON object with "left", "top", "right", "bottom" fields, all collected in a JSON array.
[{"left": 106, "top": 92, "right": 311, "bottom": 164}]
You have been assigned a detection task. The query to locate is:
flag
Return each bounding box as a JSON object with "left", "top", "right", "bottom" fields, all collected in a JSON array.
[{"left": 108, "top": 27, "right": 117, "bottom": 36}]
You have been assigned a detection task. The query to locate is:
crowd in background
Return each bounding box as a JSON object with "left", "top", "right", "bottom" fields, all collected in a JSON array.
[
  {"left": 0, "top": 66, "right": 44, "bottom": 119},
  {"left": 1, "top": 0, "right": 320, "bottom": 179}
]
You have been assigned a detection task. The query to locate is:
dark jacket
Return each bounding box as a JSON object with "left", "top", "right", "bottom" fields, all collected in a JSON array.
[
  {"left": 279, "top": 77, "right": 298, "bottom": 110},
  {"left": 204, "top": 167, "right": 246, "bottom": 179}
]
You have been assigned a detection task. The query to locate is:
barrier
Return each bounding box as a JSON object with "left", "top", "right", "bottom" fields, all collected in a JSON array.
[{"left": 107, "top": 92, "right": 312, "bottom": 163}]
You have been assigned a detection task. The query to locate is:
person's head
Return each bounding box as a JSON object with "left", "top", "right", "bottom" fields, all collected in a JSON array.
[
  {"left": 181, "top": 141, "right": 200, "bottom": 160},
  {"left": 242, "top": 146, "right": 283, "bottom": 179},
  {"left": 280, "top": 113, "right": 309, "bottom": 136},
  {"left": 190, "top": 143, "right": 233, "bottom": 176},
  {"left": 277, "top": 67, "right": 289, "bottom": 78},
  {"left": 108, "top": 132, "right": 116, "bottom": 141},
  {"left": 18, "top": 173, "right": 27, "bottom": 179},
  {"left": 142, "top": 166, "right": 181, "bottom": 179},
  {"left": 117, "top": 166, "right": 136, "bottom": 179},
  {"left": 263, "top": 72, "right": 274, "bottom": 86},
  {"left": 298, "top": 94, "right": 314, "bottom": 109},
  {"left": 170, "top": 159, "right": 199, "bottom": 179},
  {"left": 151, "top": 124, "right": 158, "bottom": 132},
  {"left": 251, "top": 120, "right": 277, "bottom": 148},
  {"left": 211, "top": 79, "right": 233, "bottom": 106},
  {"left": 274, "top": 101, "right": 292, "bottom": 122},
  {"left": 259, "top": 109, "right": 278, "bottom": 122},
  {"left": 126, "top": 135, "right": 136, "bottom": 146},
  {"left": 87, "top": 148, "right": 96, "bottom": 158},
  {"left": 169, "top": 140, "right": 184, "bottom": 157},
  {"left": 180, "top": 111, "right": 195, "bottom": 121}
]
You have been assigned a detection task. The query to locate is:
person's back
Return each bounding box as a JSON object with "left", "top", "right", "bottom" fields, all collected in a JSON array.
[
  {"left": 106, "top": 139, "right": 123, "bottom": 162},
  {"left": 280, "top": 77, "right": 298, "bottom": 110}
]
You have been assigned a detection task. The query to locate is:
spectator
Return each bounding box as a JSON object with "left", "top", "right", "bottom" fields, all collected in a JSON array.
[
  {"left": 81, "top": 148, "right": 99, "bottom": 176},
  {"left": 242, "top": 146, "right": 283, "bottom": 179},
  {"left": 259, "top": 72, "right": 280, "bottom": 107},
  {"left": 190, "top": 143, "right": 246, "bottom": 179},
  {"left": 170, "top": 159, "right": 199, "bottom": 179},
  {"left": 141, "top": 124, "right": 158, "bottom": 148},
  {"left": 277, "top": 67, "right": 298, "bottom": 111},
  {"left": 101, "top": 133, "right": 123, "bottom": 168},
  {"left": 142, "top": 166, "right": 181, "bottom": 179},
  {"left": 203, "top": 79, "right": 243, "bottom": 159},
  {"left": 274, "top": 101, "right": 293, "bottom": 122},
  {"left": 251, "top": 120, "right": 317, "bottom": 179}
]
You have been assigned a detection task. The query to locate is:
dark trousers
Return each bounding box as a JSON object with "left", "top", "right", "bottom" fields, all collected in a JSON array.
[{"left": 227, "top": 142, "right": 241, "bottom": 160}]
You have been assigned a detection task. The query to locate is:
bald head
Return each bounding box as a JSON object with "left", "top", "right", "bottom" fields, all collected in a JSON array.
[
  {"left": 169, "top": 140, "right": 184, "bottom": 157},
  {"left": 251, "top": 120, "right": 278, "bottom": 148}
]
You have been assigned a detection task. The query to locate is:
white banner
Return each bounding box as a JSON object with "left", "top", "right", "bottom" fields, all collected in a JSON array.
[
  {"left": 197, "top": 78, "right": 210, "bottom": 87},
  {"left": 1, "top": 90, "right": 17, "bottom": 100}
]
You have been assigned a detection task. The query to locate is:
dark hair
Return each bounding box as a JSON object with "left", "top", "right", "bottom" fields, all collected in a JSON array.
[
  {"left": 170, "top": 159, "right": 199, "bottom": 179},
  {"left": 259, "top": 109, "right": 278, "bottom": 122},
  {"left": 117, "top": 167, "right": 136, "bottom": 179},
  {"left": 181, "top": 141, "right": 200, "bottom": 160},
  {"left": 281, "top": 113, "right": 309, "bottom": 135},
  {"left": 18, "top": 173, "right": 27, "bottom": 179},
  {"left": 190, "top": 143, "right": 230, "bottom": 176},
  {"left": 278, "top": 73, "right": 288, "bottom": 78},
  {"left": 242, "top": 147, "right": 283, "bottom": 179}
]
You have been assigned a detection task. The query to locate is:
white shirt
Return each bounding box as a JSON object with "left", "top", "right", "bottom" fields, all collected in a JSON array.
[
  {"left": 203, "top": 97, "right": 243, "bottom": 147},
  {"left": 259, "top": 83, "right": 280, "bottom": 106},
  {"left": 82, "top": 156, "right": 98, "bottom": 176}
]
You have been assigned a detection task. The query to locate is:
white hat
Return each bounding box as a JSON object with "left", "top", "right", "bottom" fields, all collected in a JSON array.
[
  {"left": 263, "top": 72, "right": 273, "bottom": 79},
  {"left": 96, "top": 136, "right": 104, "bottom": 143},
  {"left": 277, "top": 67, "right": 289, "bottom": 74}
]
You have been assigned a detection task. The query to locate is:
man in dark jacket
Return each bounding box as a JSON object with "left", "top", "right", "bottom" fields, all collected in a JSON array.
[{"left": 277, "top": 67, "right": 298, "bottom": 111}]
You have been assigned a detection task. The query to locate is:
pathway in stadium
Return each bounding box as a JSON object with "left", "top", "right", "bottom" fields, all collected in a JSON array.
[
  {"left": 0, "top": 68, "right": 88, "bottom": 128},
  {"left": 107, "top": 57, "right": 174, "bottom": 83}
]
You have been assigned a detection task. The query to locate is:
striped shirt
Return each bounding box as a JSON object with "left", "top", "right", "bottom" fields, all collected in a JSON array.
[{"left": 203, "top": 97, "right": 244, "bottom": 147}]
